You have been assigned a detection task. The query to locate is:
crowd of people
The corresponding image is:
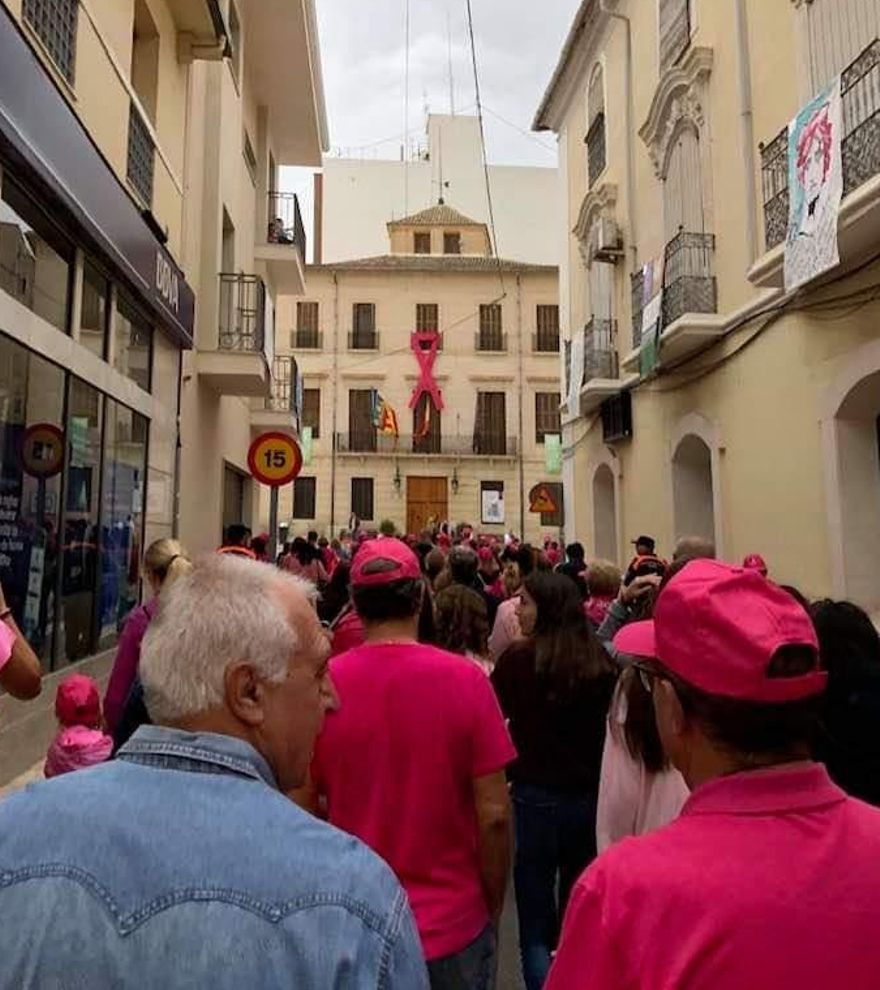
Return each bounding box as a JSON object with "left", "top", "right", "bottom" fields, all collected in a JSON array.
[{"left": 1, "top": 519, "right": 880, "bottom": 987}]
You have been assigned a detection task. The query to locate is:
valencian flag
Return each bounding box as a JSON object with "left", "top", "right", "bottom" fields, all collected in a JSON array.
[
  {"left": 414, "top": 396, "right": 432, "bottom": 440},
  {"left": 370, "top": 389, "right": 400, "bottom": 438}
]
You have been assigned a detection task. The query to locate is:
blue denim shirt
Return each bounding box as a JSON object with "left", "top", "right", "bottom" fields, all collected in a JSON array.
[{"left": 0, "top": 726, "right": 428, "bottom": 989}]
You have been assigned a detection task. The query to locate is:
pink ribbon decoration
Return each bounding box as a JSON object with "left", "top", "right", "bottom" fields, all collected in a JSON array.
[{"left": 409, "top": 332, "right": 445, "bottom": 411}]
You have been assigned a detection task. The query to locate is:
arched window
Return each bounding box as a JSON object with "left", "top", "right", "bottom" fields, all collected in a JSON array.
[
  {"left": 586, "top": 65, "right": 606, "bottom": 189},
  {"left": 672, "top": 433, "right": 716, "bottom": 547},
  {"left": 592, "top": 464, "right": 618, "bottom": 562}
]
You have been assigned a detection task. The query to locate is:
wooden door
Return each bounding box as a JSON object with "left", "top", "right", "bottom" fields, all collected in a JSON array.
[{"left": 406, "top": 476, "right": 448, "bottom": 535}]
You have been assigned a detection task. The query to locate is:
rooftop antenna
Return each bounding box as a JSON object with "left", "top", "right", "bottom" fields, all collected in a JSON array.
[
  {"left": 437, "top": 127, "right": 444, "bottom": 204},
  {"left": 404, "top": 0, "right": 411, "bottom": 213},
  {"left": 447, "top": 6, "right": 455, "bottom": 115}
]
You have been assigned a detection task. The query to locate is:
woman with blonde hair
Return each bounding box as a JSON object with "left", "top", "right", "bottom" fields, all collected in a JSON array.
[{"left": 103, "top": 538, "right": 192, "bottom": 736}]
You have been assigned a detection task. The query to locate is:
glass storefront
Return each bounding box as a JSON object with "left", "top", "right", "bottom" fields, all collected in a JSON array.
[
  {"left": 0, "top": 333, "right": 154, "bottom": 670},
  {"left": 115, "top": 292, "right": 152, "bottom": 391}
]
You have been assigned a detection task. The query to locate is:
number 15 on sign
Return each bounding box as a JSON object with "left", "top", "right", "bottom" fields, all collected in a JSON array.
[{"left": 248, "top": 432, "right": 303, "bottom": 487}]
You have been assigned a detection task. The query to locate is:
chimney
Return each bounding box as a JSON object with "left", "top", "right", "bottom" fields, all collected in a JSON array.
[{"left": 312, "top": 172, "right": 323, "bottom": 265}]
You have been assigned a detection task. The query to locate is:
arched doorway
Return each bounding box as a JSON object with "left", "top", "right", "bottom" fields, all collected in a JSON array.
[
  {"left": 830, "top": 370, "right": 880, "bottom": 610},
  {"left": 673, "top": 434, "right": 715, "bottom": 545},
  {"left": 592, "top": 464, "right": 617, "bottom": 562}
]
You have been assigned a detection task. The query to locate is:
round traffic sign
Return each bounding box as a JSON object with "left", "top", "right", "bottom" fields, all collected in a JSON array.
[
  {"left": 247, "top": 432, "right": 302, "bottom": 487},
  {"left": 21, "top": 423, "right": 65, "bottom": 478}
]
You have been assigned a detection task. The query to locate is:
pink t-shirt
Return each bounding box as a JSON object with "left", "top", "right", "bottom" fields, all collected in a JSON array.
[
  {"left": 547, "top": 763, "right": 880, "bottom": 990},
  {"left": 488, "top": 596, "right": 521, "bottom": 661},
  {"left": 312, "top": 641, "right": 516, "bottom": 960},
  {"left": 0, "top": 620, "right": 15, "bottom": 673}
]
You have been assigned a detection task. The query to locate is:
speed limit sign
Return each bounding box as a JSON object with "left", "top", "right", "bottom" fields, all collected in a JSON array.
[{"left": 247, "top": 432, "right": 303, "bottom": 487}]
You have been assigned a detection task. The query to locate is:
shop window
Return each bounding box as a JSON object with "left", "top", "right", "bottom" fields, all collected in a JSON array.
[
  {"left": 79, "top": 260, "right": 108, "bottom": 359},
  {"left": 292, "top": 477, "right": 317, "bottom": 519},
  {"left": 23, "top": 0, "right": 79, "bottom": 84},
  {"left": 115, "top": 293, "right": 153, "bottom": 391},
  {"left": 0, "top": 174, "right": 73, "bottom": 333},
  {"left": 0, "top": 334, "right": 65, "bottom": 666},
  {"left": 351, "top": 477, "right": 374, "bottom": 521},
  {"left": 62, "top": 377, "right": 103, "bottom": 664},
  {"left": 98, "top": 400, "right": 147, "bottom": 651}
]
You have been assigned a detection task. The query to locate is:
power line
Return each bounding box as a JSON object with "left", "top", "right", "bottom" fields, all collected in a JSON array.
[{"left": 404, "top": 0, "right": 411, "bottom": 214}]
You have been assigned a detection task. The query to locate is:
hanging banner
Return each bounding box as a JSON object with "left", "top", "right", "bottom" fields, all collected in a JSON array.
[
  {"left": 784, "top": 77, "right": 843, "bottom": 291},
  {"left": 639, "top": 256, "right": 664, "bottom": 377},
  {"left": 300, "top": 426, "right": 313, "bottom": 465},
  {"left": 567, "top": 331, "right": 585, "bottom": 416},
  {"left": 544, "top": 434, "right": 562, "bottom": 475}
]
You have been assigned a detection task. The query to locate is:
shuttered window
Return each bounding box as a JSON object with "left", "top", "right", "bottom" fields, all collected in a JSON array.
[
  {"left": 664, "top": 127, "right": 704, "bottom": 240},
  {"left": 444, "top": 232, "right": 461, "bottom": 255},
  {"left": 301, "top": 388, "right": 320, "bottom": 438},
  {"left": 292, "top": 477, "right": 316, "bottom": 519},
  {"left": 536, "top": 305, "right": 560, "bottom": 351},
  {"left": 535, "top": 392, "right": 562, "bottom": 444},
  {"left": 478, "top": 304, "right": 504, "bottom": 350},
  {"left": 414, "top": 232, "right": 431, "bottom": 254},
  {"left": 804, "top": 0, "right": 880, "bottom": 94},
  {"left": 474, "top": 392, "right": 507, "bottom": 455},
  {"left": 296, "top": 302, "right": 319, "bottom": 348},
  {"left": 351, "top": 478, "right": 374, "bottom": 521},
  {"left": 416, "top": 304, "right": 439, "bottom": 333},
  {"left": 659, "top": 0, "right": 691, "bottom": 74},
  {"left": 349, "top": 389, "right": 376, "bottom": 452}
]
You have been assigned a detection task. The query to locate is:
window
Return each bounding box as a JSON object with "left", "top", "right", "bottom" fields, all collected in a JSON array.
[
  {"left": 302, "top": 388, "right": 321, "bottom": 439},
  {"left": 416, "top": 304, "right": 439, "bottom": 333},
  {"left": 222, "top": 464, "right": 250, "bottom": 535},
  {"left": 115, "top": 293, "right": 153, "bottom": 391},
  {"left": 659, "top": 0, "right": 691, "bottom": 74},
  {"left": 474, "top": 392, "right": 507, "bottom": 455},
  {"left": 540, "top": 482, "right": 564, "bottom": 528},
  {"left": 803, "top": 0, "right": 880, "bottom": 94},
  {"left": 536, "top": 305, "right": 560, "bottom": 351},
  {"left": 79, "top": 261, "right": 108, "bottom": 359},
  {"left": 414, "top": 232, "right": 431, "bottom": 254},
  {"left": 664, "top": 127, "right": 704, "bottom": 241},
  {"left": 351, "top": 303, "right": 377, "bottom": 349},
  {"left": 535, "top": 392, "right": 562, "bottom": 443},
  {"left": 292, "top": 477, "right": 317, "bottom": 519},
  {"left": 227, "top": 0, "right": 241, "bottom": 85},
  {"left": 295, "top": 301, "right": 320, "bottom": 348},
  {"left": 131, "top": 0, "right": 159, "bottom": 123},
  {"left": 586, "top": 65, "right": 606, "bottom": 188},
  {"left": 478, "top": 304, "right": 504, "bottom": 351},
  {"left": 443, "top": 232, "right": 461, "bottom": 255},
  {"left": 412, "top": 393, "right": 441, "bottom": 454},
  {"left": 0, "top": 175, "right": 73, "bottom": 333},
  {"left": 351, "top": 477, "right": 374, "bottom": 521},
  {"left": 127, "top": 101, "right": 155, "bottom": 206},
  {"left": 349, "top": 389, "right": 376, "bottom": 452},
  {"left": 480, "top": 480, "right": 505, "bottom": 525},
  {"left": 243, "top": 131, "right": 257, "bottom": 186},
  {"left": 23, "top": 0, "right": 78, "bottom": 84}
]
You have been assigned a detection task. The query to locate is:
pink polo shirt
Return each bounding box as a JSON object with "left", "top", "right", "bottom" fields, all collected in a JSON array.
[
  {"left": 312, "top": 641, "right": 516, "bottom": 960},
  {"left": 547, "top": 763, "right": 880, "bottom": 990}
]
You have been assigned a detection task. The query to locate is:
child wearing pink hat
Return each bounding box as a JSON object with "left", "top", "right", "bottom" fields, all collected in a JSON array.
[{"left": 44, "top": 674, "right": 113, "bottom": 778}]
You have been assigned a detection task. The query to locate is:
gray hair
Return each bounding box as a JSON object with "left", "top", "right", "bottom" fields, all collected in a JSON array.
[
  {"left": 672, "top": 535, "right": 717, "bottom": 563},
  {"left": 141, "top": 554, "right": 314, "bottom": 723}
]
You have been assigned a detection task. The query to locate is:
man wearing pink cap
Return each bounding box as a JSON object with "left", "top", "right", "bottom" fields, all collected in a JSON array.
[
  {"left": 547, "top": 559, "right": 880, "bottom": 990},
  {"left": 308, "top": 537, "right": 516, "bottom": 989}
]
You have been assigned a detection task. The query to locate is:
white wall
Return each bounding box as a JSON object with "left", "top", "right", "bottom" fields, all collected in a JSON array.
[{"left": 320, "top": 114, "right": 560, "bottom": 265}]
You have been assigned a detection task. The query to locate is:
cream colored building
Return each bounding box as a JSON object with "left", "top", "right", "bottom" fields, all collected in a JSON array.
[
  {"left": 275, "top": 203, "right": 562, "bottom": 541},
  {"left": 534, "top": 0, "right": 880, "bottom": 612},
  {"left": 0, "top": 0, "right": 324, "bottom": 680}
]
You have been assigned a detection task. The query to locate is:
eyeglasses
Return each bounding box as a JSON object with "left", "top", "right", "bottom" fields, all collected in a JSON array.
[{"left": 631, "top": 661, "right": 670, "bottom": 696}]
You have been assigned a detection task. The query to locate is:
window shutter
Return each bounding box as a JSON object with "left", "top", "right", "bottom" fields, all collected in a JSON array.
[{"left": 659, "top": 0, "right": 691, "bottom": 74}]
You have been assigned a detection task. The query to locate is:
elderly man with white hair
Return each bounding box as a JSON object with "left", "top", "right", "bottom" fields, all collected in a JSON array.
[{"left": 0, "top": 555, "right": 427, "bottom": 989}]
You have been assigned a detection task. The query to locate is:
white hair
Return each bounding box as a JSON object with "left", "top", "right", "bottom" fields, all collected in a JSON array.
[{"left": 140, "top": 554, "right": 315, "bottom": 723}]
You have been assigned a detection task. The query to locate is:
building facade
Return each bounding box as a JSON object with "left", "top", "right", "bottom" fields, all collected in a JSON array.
[
  {"left": 275, "top": 203, "right": 562, "bottom": 541},
  {"left": 0, "top": 0, "right": 325, "bottom": 675},
  {"left": 535, "top": 0, "right": 880, "bottom": 612}
]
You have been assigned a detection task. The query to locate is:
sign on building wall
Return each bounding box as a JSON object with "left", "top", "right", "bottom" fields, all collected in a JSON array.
[
  {"left": 784, "top": 77, "right": 843, "bottom": 291},
  {"left": 481, "top": 488, "right": 505, "bottom": 524}
]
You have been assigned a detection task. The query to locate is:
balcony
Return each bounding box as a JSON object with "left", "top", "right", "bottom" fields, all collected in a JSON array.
[
  {"left": 169, "top": 0, "right": 225, "bottom": 53},
  {"left": 255, "top": 192, "right": 306, "bottom": 295},
  {"left": 475, "top": 331, "right": 507, "bottom": 353},
  {"left": 199, "top": 274, "right": 270, "bottom": 396},
  {"left": 335, "top": 433, "right": 519, "bottom": 458},
  {"left": 251, "top": 356, "right": 300, "bottom": 435},
  {"left": 753, "top": 40, "right": 880, "bottom": 286},
  {"left": 126, "top": 101, "right": 154, "bottom": 207},
  {"left": 580, "top": 319, "right": 637, "bottom": 414},
  {"left": 532, "top": 331, "right": 560, "bottom": 353},
  {"left": 290, "top": 329, "right": 323, "bottom": 350},
  {"left": 348, "top": 330, "right": 379, "bottom": 350},
  {"left": 630, "top": 268, "right": 645, "bottom": 350}
]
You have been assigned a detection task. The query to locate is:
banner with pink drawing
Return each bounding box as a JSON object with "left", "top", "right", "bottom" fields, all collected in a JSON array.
[{"left": 784, "top": 78, "right": 844, "bottom": 291}]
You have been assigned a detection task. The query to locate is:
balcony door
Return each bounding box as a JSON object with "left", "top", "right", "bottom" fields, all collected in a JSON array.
[
  {"left": 664, "top": 126, "right": 704, "bottom": 240},
  {"left": 803, "top": 0, "right": 880, "bottom": 95}
]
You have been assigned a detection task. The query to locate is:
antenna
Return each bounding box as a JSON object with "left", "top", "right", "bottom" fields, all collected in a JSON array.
[
  {"left": 437, "top": 127, "right": 444, "bottom": 204},
  {"left": 447, "top": 6, "right": 455, "bottom": 115}
]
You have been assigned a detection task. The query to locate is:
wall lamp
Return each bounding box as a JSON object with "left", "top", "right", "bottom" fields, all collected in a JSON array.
[
  {"left": 451, "top": 468, "right": 459, "bottom": 495},
  {"left": 393, "top": 464, "right": 402, "bottom": 493}
]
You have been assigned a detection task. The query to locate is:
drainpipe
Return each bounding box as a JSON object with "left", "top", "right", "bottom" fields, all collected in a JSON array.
[
  {"left": 599, "top": 0, "right": 638, "bottom": 269},
  {"left": 734, "top": 0, "right": 759, "bottom": 265},
  {"left": 329, "top": 271, "right": 339, "bottom": 534},
  {"left": 516, "top": 276, "right": 526, "bottom": 539}
]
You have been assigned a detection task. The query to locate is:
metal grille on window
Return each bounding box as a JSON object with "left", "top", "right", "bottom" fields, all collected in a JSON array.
[
  {"left": 659, "top": 0, "right": 691, "bottom": 74},
  {"left": 127, "top": 101, "right": 155, "bottom": 206},
  {"left": 23, "top": 0, "right": 78, "bottom": 83}
]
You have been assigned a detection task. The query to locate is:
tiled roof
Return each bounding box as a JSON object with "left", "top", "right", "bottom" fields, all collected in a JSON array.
[
  {"left": 309, "top": 254, "right": 557, "bottom": 274},
  {"left": 387, "top": 203, "right": 485, "bottom": 227}
]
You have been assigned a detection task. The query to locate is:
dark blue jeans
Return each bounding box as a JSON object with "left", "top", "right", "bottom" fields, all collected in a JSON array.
[
  {"left": 427, "top": 924, "right": 496, "bottom": 990},
  {"left": 512, "top": 783, "right": 598, "bottom": 990}
]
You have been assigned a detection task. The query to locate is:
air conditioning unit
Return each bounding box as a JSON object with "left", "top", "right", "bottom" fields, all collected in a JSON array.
[
  {"left": 591, "top": 218, "right": 624, "bottom": 264},
  {"left": 601, "top": 390, "right": 633, "bottom": 443}
]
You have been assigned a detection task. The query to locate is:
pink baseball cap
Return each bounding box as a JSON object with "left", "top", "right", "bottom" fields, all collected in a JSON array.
[
  {"left": 743, "top": 553, "right": 768, "bottom": 576},
  {"left": 55, "top": 674, "right": 102, "bottom": 728},
  {"left": 613, "top": 559, "right": 824, "bottom": 703},
  {"left": 351, "top": 537, "right": 422, "bottom": 587}
]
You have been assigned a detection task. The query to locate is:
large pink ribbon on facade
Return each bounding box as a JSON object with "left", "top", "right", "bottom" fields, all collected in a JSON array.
[{"left": 409, "top": 332, "right": 445, "bottom": 411}]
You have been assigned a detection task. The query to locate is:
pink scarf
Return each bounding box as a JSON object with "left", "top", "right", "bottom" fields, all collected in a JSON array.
[{"left": 44, "top": 725, "right": 113, "bottom": 778}]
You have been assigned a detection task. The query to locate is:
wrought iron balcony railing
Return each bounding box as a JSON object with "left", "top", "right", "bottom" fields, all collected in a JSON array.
[
  {"left": 290, "top": 329, "right": 323, "bottom": 350},
  {"left": 348, "top": 330, "right": 379, "bottom": 350},
  {"left": 583, "top": 318, "right": 619, "bottom": 383},
  {"left": 760, "top": 39, "right": 880, "bottom": 251},
  {"left": 662, "top": 230, "right": 717, "bottom": 328},
  {"left": 334, "top": 432, "right": 519, "bottom": 457},
  {"left": 265, "top": 355, "right": 298, "bottom": 412},
  {"left": 127, "top": 101, "right": 154, "bottom": 206},
  {"left": 218, "top": 273, "right": 266, "bottom": 353},
  {"left": 267, "top": 191, "right": 307, "bottom": 259},
  {"left": 475, "top": 331, "right": 507, "bottom": 352},
  {"left": 532, "top": 331, "right": 560, "bottom": 353}
]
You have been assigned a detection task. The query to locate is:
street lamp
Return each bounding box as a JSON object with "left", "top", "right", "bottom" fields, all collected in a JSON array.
[
  {"left": 451, "top": 468, "right": 459, "bottom": 495},
  {"left": 393, "top": 464, "right": 402, "bottom": 493}
]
